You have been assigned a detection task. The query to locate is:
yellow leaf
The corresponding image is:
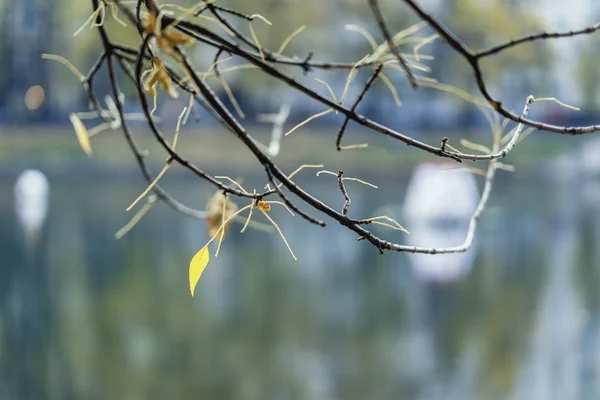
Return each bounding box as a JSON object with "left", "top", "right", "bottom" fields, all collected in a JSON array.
[
  {"left": 69, "top": 113, "right": 92, "bottom": 156},
  {"left": 189, "top": 245, "right": 210, "bottom": 296}
]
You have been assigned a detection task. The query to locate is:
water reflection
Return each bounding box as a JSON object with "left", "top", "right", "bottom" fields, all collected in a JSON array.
[
  {"left": 13, "top": 169, "right": 49, "bottom": 247},
  {"left": 402, "top": 162, "right": 479, "bottom": 282},
  {"left": 0, "top": 174, "right": 599, "bottom": 399}
]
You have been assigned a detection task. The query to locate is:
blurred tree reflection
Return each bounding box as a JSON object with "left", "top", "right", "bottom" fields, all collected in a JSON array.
[{"left": 0, "top": 0, "right": 561, "bottom": 121}]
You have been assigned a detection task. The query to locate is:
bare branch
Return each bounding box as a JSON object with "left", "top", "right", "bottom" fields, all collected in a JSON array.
[
  {"left": 368, "top": 0, "right": 417, "bottom": 88},
  {"left": 65, "top": 0, "right": 600, "bottom": 258},
  {"left": 337, "top": 170, "right": 351, "bottom": 216}
]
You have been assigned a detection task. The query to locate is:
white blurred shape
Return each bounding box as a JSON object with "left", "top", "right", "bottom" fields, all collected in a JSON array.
[
  {"left": 402, "top": 162, "right": 479, "bottom": 282},
  {"left": 405, "top": 223, "right": 477, "bottom": 282},
  {"left": 14, "top": 169, "right": 50, "bottom": 245},
  {"left": 403, "top": 162, "right": 479, "bottom": 220},
  {"left": 256, "top": 103, "right": 290, "bottom": 157},
  {"left": 579, "top": 137, "right": 600, "bottom": 176}
]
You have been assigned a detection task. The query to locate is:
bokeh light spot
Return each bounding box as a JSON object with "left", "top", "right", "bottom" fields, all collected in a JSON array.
[{"left": 25, "top": 85, "right": 45, "bottom": 110}]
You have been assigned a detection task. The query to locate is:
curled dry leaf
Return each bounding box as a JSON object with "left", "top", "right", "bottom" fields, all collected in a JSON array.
[
  {"left": 144, "top": 57, "right": 178, "bottom": 99},
  {"left": 69, "top": 113, "right": 92, "bottom": 156},
  {"left": 206, "top": 191, "right": 239, "bottom": 237},
  {"left": 255, "top": 200, "right": 271, "bottom": 212},
  {"left": 143, "top": 11, "right": 195, "bottom": 57}
]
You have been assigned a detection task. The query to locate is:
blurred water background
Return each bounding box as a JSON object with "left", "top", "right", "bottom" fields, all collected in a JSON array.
[{"left": 2, "top": 0, "right": 600, "bottom": 399}]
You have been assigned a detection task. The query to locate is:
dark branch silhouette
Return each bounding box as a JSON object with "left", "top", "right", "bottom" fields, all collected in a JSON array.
[{"left": 58, "top": 0, "right": 600, "bottom": 255}]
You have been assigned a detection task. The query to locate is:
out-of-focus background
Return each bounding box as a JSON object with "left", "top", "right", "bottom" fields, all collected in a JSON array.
[{"left": 2, "top": 0, "right": 600, "bottom": 399}]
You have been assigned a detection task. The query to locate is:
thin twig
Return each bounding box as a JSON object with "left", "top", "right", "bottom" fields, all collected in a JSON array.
[
  {"left": 79, "top": 0, "right": 600, "bottom": 258},
  {"left": 336, "top": 64, "right": 383, "bottom": 150},
  {"left": 337, "top": 170, "right": 351, "bottom": 216},
  {"left": 368, "top": 0, "right": 417, "bottom": 88}
]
